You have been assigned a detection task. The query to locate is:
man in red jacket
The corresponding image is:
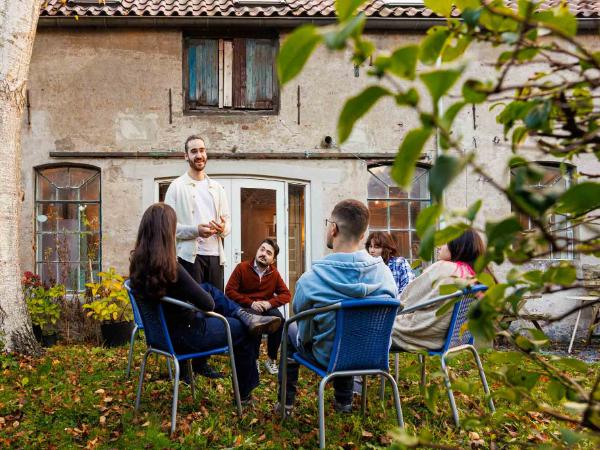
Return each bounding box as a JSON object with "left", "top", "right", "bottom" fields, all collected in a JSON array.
[{"left": 226, "top": 238, "right": 291, "bottom": 375}]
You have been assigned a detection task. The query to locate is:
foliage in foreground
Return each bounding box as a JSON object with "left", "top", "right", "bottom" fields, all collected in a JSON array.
[
  {"left": 0, "top": 344, "right": 598, "bottom": 449},
  {"left": 278, "top": 0, "right": 600, "bottom": 444}
]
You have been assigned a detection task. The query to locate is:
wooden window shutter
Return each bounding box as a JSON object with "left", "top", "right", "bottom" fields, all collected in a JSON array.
[
  {"left": 188, "top": 39, "right": 219, "bottom": 107},
  {"left": 232, "top": 38, "right": 247, "bottom": 109}
]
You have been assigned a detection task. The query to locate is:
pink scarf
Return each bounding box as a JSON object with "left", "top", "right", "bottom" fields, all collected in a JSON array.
[{"left": 455, "top": 261, "right": 475, "bottom": 278}]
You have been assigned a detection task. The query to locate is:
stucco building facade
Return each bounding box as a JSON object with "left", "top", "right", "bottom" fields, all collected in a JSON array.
[{"left": 21, "top": 1, "right": 600, "bottom": 340}]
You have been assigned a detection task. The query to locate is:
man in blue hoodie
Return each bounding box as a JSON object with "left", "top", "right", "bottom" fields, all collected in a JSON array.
[{"left": 277, "top": 199, "right": 397, "bottom": 415}]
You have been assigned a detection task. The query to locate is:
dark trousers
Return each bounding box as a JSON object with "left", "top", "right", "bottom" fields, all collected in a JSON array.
[
  {"left": 277, "top": 323, "right": 353, "bottom": 406},
  {"left": 175, "top": 315, "right": 260, "bottom": 399},
  {"left": 254, "top": 307, "right": 284, "bottom": 360},
  {"left": 179, "top": 255, "right": 224, "bottom": 291}
]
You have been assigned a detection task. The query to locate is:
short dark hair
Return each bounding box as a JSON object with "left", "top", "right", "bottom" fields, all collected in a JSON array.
[
  {"left": 365, "top": 231, "right": 398, "bottom": 263},
  {"left": 331, "top": 199, "right": 370, "bottom": 241},
  {"left": 259, "top": 238, "right": 280, "bottom": 257},
  {"left": 448, "top": 229, "right": 485, "bottom": 268},
  {"left": 184, "top": 134, "right": 205, "bottom": 152}
]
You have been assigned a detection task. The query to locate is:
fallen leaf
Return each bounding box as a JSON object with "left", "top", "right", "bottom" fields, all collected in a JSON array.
[{"left": 362, "top": 430, "right": 373, "bottom": 439}]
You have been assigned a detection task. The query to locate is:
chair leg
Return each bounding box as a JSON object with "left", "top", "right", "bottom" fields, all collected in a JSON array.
[
  {"left": 318, "top": 375, "right": 332, "bottom": 450},
  {"left": 167, "top": 358, "right": 173, "bottom": 381},
  {"left": 380, "top": 372, "right": 404, "bottom": 428},
  {"left": 188, "top": 360, "right": 195, "bottom": 400},
  {"left": 418, "top": 353, "right": 426, "bottom": 388},
  {"left": 440, "top": 354, "right": 460, "bottom": 427},
  {"left": 170, "top": 358, "right": 181, "bottom": 436},
  {"left": 394, "top": 353, "right": 399, "bottom": 383},
  {"left": 135, "top": 349, "right": 151, "bottom": 412},
  {"left": 361, "top": 375, "right": 367, "bottom": 415},
  {"left": 467, "top": 345, "right": 495, "bottom": 413},
  {"left": 126, "top": 325, "right": 139, "bottom": 378}
]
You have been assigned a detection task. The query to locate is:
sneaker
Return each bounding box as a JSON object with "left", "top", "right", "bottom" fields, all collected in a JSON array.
[
  {"left": 273, "top": 402, "right": 294, "bottom": 418},
  {"left": 264, "top": 358, "right": 279, "bottom": 375},
  {"left": 333, "top": 399, "right": 353, "bottom": 414}
]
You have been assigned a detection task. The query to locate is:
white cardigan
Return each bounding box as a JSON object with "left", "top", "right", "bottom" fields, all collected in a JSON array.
[
  {"left": 392, "top": 261, "right": 474, "bottom": 351},
  {"left": 164, "top": 173, "right": 230, "bottom": 265}
]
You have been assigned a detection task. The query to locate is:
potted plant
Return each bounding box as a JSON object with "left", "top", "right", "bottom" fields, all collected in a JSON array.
[
  {"left": 83, "top": 268, "right": 134, "bottom": 347},
  {"left": 22, "top": 272, "right": 63, "bottom": 347}
]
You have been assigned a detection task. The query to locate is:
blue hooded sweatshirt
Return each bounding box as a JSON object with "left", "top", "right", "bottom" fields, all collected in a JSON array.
[{"left": 293, "top": 250, "right": 398, "bottom": 367}]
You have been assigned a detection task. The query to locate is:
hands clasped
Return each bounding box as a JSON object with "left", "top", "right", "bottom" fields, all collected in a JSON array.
[
  {"left": 250, "top": 300, "right": 272, "bottom": 313},
  {"left": 198, "top": 216, "right": 226, "bottom": 238}
]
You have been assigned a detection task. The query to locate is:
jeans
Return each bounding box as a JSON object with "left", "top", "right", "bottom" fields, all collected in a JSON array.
[
  {"left": 278, "top": 322, "right": 353, "bottom": 406},
  {"left": 254, "top": 307, "right": 284, "bottom": 360},
  {"left": 172, "top": 286, "right": 259, "bottom": 399}
]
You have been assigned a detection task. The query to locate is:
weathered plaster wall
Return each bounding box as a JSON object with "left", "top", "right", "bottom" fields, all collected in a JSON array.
[{"left": 20, "top": 28, "right": 599, "bottom": 341}]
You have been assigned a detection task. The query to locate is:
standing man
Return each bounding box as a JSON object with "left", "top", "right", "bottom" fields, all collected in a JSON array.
[
  {"left": 165, "top": 134, "right": 229, "bottom": 290},
  {"left": 226, "top": 239, "right": 291, "bottom": 375},
  {"left": 165, "top": 134, "right": 230, "bottom": 379}
]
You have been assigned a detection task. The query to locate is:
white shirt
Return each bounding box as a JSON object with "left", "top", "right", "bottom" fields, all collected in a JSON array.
[
  {"left": 193, "top": 179, "right": 219, "bottom": 256},
  {"left": 164, "top": 173, "right": 231, "bottom": 264}
]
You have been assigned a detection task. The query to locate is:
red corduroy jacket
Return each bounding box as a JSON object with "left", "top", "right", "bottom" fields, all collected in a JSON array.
[{"left": 225, "top": 260, "right": 291, "bottom": 308}]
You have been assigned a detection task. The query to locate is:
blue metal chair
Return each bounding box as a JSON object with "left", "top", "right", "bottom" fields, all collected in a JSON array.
[
  {"left": 280, "top": 297, "right": 404, "bottom": 449},
  {"left": 124, "top": 280, "right": 149, "bottom": 377},
  {"left": 124, "top": 284, "right": 242, "bottom": 435},
  {"left": 390, "top": 285, "right": 495, "bottom": 427}
]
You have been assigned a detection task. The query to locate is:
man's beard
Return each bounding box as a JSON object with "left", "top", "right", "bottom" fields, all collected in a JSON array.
[
  {"left": 255, "top": 257, "right": 269, "bottom": 268},
  {"left": 188, "top": 158, "right": 205, "bottom": 170}
]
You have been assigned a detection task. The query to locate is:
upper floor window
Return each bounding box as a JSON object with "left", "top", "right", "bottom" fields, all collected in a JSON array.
[
  {"left": 184, "top": 36, "right": 279, "bottom": 113},
  {"left": 35, "top": 165, "right": 101, "bottom": 292},
  {"left": 510, "top": 163, "right": 574, "bottom": 260},
  {"left": 367, "top": 164, "right": 430, "bottom": 262}
]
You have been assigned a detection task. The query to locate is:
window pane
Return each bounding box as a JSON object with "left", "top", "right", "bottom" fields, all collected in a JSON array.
[
  {"left": 391, "top": 231, "right": 410, "bottom": 258},
  {"left": 80, "top": 233, "right": 101, "bottom": 263},
  {"left": 409, "top": 201, "right": 429, "bottom": 230},
  {"left": 288, "top": 185, "right": 305, "bottom": 300},
  {"left": 81, "top": 204, "right": 100, "bottom": 232},
  {"left": 367, "top": 174, "right": 387, "bottom": 198},
  {"left": 68, "top": 167, "right": 98, "bottom": 188},
  {"left": 80, "top": 174, "right": 100, "bottom": 201},
  {"left": 411, "top": 231, "right": 422, "bottom": 261},
  {"left": 389, "top": 185, "right": 408, "bottom": 199},
  {"left": 245, "top": 39, "right": 275, "bottom": 109},
  {"left": 36, "top": 174, "right": 56, "bottom": 200},
  {"left": 40, "top": 167, "right": 70, "bottom": 188},
  {"left": 158, "top": 181, "right": 171, "bottom": 202},
  {"left": 390, "top": 201, "right": 409, "bottom": 228},
  {"left": 411, "top": 167, "right": 430, "bottom": 199},
  {"left": 368, "top": 200, "right": 388, "bottom": 228}
]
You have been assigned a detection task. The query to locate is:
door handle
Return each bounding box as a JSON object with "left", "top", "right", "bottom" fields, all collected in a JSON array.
[{"left": 234, "top": 250, "right": 244, "bottom": 263}]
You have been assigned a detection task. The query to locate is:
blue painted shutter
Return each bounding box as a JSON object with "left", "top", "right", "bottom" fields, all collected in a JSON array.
[
  {"left": 188, "top": 39, "right": 219, "bottom": 107},
  {"left": 233, "top": 38, "right": 276, "bottom": 110}
]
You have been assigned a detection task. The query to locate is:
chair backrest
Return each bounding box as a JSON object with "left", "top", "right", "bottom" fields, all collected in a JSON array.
[
  {"left": 327, "top": 297, "right": 400, "bottom": 373},
  {"left": 441, "top": 285, "right": 488, "bottom": 353},
  {"left": 124, "top": 281, "right": 175, "bottom": 354},
  {"left": 124, "top": 280, "right": 144, "bottom": 330}
]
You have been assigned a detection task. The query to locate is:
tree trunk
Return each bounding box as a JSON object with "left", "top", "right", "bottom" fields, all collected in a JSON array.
[{"left": 0, "top": 0, "right": 43, "bottom": 354}]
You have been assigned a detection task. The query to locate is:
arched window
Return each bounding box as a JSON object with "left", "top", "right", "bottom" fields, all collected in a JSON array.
[
  {"left": 367, "top": 164, "right": 430, "bottom": 261},
  {"left": 35, "top": 165, "right": 101, "bottom": 292},
  {"left": 510, "top": 162, "right": 574, "bottom": 260}
]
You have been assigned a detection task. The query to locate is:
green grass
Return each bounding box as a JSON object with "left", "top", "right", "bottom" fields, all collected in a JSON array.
[{"left": 0, "top": 342, "right": 597, "bottom": 449}]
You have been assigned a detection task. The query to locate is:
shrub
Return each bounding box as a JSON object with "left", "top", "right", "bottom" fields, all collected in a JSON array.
[{"left": 83, "top": 268, "right": 133, "bottom": 323}]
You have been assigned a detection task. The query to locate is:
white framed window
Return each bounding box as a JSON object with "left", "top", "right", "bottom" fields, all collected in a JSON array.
[
  {"left": 367, "top": 164, "right": 431, "bottom": 262},
  {"left": 510, "top": 163, "right": 574, "bottom": 260},
  {"left": 35, "top": 165, "right": 101, "bottom": 292}
]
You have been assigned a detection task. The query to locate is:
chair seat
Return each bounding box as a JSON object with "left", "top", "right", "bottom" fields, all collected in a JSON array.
[
  {"left": 292, "top": 353, "right": 328, "bottom": 377},
  {"left": 176, "top": 346, "right": 229, "bottom": 362}
]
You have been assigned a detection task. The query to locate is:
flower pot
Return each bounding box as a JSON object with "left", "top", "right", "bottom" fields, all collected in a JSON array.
[
  {"left": 100, "top": 321, "right": 134, "bottom": 347},
  {"left": 42, "top": 332, "right": 59, "bottom": 347}
]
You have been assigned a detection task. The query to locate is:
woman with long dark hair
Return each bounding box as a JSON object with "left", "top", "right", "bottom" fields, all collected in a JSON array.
[
  {"left": 365, "top": 231, "right": 415, "bottom": 295},
  {"left": 129, "top": 203, "right": 281, "bottom": 401},
  {"left": 391, "top": 229, "right": 490, "bottom": 351}
]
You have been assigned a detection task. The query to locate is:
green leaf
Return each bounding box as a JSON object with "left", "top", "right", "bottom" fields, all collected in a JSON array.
[
  {"left": 442, "top": 35, "right": 472, "bottom": 62},
  {"left": 419, "top": 225, "right": 436, "bottom": 261},
  {"left": 323, "top": 13, "right": 366, "bottom": 50},
  {"left": 395, "top": 88, "right": 420, "bottom": 107},
  {"left": 441, "top": 101, "right": 467, "bottom": 129},
  {"left": 556, "top": 357, "right": 589, "bottom": 373},
  {"left": 465, "top": 199, "right": 482, "bottom": 222},
  {"left": 420, "top": 68, "right": 463, "bottom": 108},
  {"left": 335, "top": 0, "right": 368, "bottom": 22},
  {"left": 337, "top": 86, "right": 391, "bottom": 143},
  {"left": 419, "top": 27, "right": 451, "bottom": 66},
  {"left": 543, "top": 264, "right": 576, "bottom": 286},
  {"left": 434, "top": 223, "right": 469, "bottom": 246},
  {"left": 428, "top": 154, "right": 465, "bottom": 202},
  {"left": 462, "top": 79, "right": 489, "bottom": 104},
  {"left": 476, "top": 272, "right": 496, "bottom": 287},
  {"left": 511, "top": 126, "right": 528, "bottom": 151},
  {"left": 416, "top": 203, "right": 442, "bottom": 238},
  {"left": 506, "top": 366, "right": 540, "bottom": 389},
  {"left": 555, "top": 182, "right": 600, "bottom": 217},
  {"left": 391, "top": 128, "right": 433, "bottom": 189},
  {"left": 524, "top": 100, "right": 551, "bottom": 130},
  {"left": 277, "top": 25, "right": 323, "bottom": 85},
  {"left": 534, "top": 4, "right": 577, "bottom": 37},
  {"left": 461, "top": 7, "right": 482, "bottom": 27},
  {"left": 455, "top": 0, "right": 479, "bottom": 11},
  {"left": 548, "top": 380, "right": 566, "bottom": 403},
  {"left": 388, "top": 45, "right": 419, "bottom": 80},
  {"left": 559, "top": 428, "right": 586, "bottom": 445},
  {"left": 439, "top": 284, "right": 460, "bottom": 296},
  {"left": 424, "top": 0, "right": 453, "bottom": 18}
]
